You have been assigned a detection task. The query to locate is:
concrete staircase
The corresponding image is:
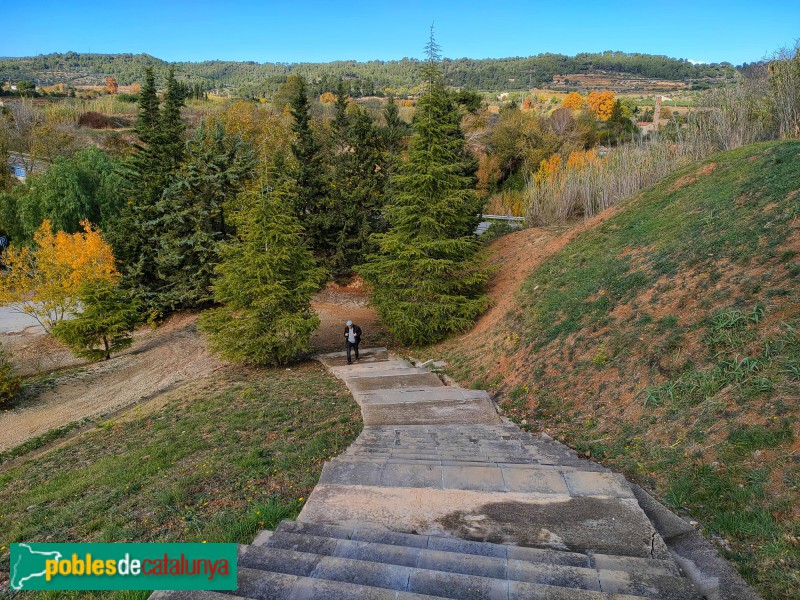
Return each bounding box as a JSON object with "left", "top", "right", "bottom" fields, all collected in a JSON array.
[{"left": 151, "top": 348, "right": 703, "bottom": 599}]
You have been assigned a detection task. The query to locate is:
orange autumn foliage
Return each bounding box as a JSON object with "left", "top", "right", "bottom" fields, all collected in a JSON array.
[
  {"left": 104, "top": 77, "right": 119, "bottom": 95},
  {"left": 566, "top": 148, "right": 599, "bottom": 170},
  {"left": 533, "top": 153, "right": 563, "bottom": 186},
  {"left": 0, "top": 220, "right": 118, "bottom": 331},
  {"left": 587, "top": 90, "right": 616, "bottom": 121},
  {"left": 319, "top": 92, "right": 337, "bottom": 104},
  {"left": 562, "top": 92, "right": 584, "bottom": 110}
]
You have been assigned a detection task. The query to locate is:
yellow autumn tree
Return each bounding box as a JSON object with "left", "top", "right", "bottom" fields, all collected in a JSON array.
[
  {"left": 587, "top": 91, "right": 616, "bottom": 121},
  {"left": 562, "top": 92, "right": 584, "bottom": 110},
  {"left": 533, "top": 153, "right": 563, "bottom": 186},
  {"left": 566, "top": 148, "right": 599, "bottom": 170},
  {"left": 319, "top": 92, "right": 337, "bottom": 104},
  {"left": 0, "top": 220, "right": 118, "bottom": 331}
]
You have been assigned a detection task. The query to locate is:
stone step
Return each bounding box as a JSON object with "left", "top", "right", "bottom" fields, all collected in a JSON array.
[
  {"left": 333, "top": 456, "right": 604, "bottom": 475},
  {"left": 266, "top": 531, "right": 687, "bottom": 592},
  {"left": 361, "top": 398, "right": 502, "bottom": 426},
  {"left": 239, "top": 543, "right": 697, "bottom": 599},
  {"left": 235, "top": 565, "right": 448, "bottom": 599},
  {"left": 317, "top": 347, "right": 390, "bottom": 368},
  {"left": 320, "top": 458, "right": 632, "bottom": 497},
  {"left": 346, "top": 373, "right": 445, "bottom": 393},
  {"left": 345, "top": 367, "right": 436, "bottom": 379},
  {"left": 357, "top": 387, "right": 491, "bottom": 405},
  {"left": 298, "top": 483, "right": 671, "bottom": 560},
  {"left": 273, "top": 520, "right": 682, "bottom": 578}
]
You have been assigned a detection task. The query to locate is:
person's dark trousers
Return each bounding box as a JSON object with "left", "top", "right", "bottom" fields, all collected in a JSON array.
[{"left": 346, "top": 341, "right": 360, "bottom": 364}]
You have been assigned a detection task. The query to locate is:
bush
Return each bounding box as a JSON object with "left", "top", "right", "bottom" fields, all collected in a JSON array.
[
  {"left": 0, "top": 348, "right": 20, "bottom": 405},
  {"left": 78, "top": 111, "right": 115, "bottom": 129}
]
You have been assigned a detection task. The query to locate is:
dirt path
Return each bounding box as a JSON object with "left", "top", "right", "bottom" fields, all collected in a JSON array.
[
  {"left": 0, "top": 313, "right": 227, "bottom": 453},
  {"left": 310, "top": 278, "right": 389, "bottom": 353},
  {"left": 449, "top": 209, "right": 625, "bottom": 349}
]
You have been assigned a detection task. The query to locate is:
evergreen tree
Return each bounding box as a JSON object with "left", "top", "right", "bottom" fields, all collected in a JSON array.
[
  {"left": 289, "top": 76, "right": 328, "bottom": 257},
  {"left": 199, "top": 177, "right": 324, "bottom": 366},
  {"left": 358, "top": 30, "right": 489, "bottom": 346},
  {"left": 153, "top": 122, "right": 256, "bottom": 310},
  {"left": 329, "top": 107, "right": 386, "bottom": 278},
  {"left": 111, "top": 67, "right": 186, "bottom": 311},
  {"left": 382, "top": 96, "right": 409, "bottom": 154},
  {"left": 52, "top": 280, "right": 141, "bottom": 361}
]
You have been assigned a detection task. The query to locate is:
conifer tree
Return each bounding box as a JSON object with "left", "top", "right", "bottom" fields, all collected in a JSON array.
[
  {"left": 358, "top": 30, "right": 489, "bottom": 346},
  {"left": 154, "top": 122, "right": 256, "bottom": 310},
  {"left": 199, "top": 177, "right": 324, "bottom": 366},
  {"left": 53, "top": 280, "right": 141, "bottom": 361},
  {"left": 329, "top": 107, "right": 386, "bottom": 278},
  {"left": 112, "top": 68, "right": 186, "bottom": 311},
  {"left": 289, "top": 76, "right": 328, "bottom": 254}
]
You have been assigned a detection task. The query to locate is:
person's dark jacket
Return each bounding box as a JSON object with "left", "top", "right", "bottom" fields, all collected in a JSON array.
[{"left": 344, "top": 324, "right": 362, "bottom": 343}]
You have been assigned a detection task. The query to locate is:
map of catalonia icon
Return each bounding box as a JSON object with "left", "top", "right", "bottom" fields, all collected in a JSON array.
[{"left": 10, "top": 544, "right": 63, "bottom": 590}]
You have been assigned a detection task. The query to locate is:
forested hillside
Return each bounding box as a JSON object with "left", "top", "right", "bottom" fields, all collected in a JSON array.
[{"left": 0, "top": 50, "right": 734, "bottom": 96}]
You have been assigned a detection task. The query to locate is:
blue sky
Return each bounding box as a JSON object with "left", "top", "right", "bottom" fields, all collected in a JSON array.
[{"left": 3, "top": 1, "right": 796, "bottom": 65}]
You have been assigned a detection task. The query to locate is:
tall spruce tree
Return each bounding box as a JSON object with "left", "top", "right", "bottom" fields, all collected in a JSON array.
[
  {"left": 112, "top": 67, "right": 186, "bottom": 311},
  {"left": 153, "top": 122, "right": 256, "bottom": 310},
  {"left": 328, "top": 106, "right": 386, "bottom": 278},
  {"left": 358, "top": 30, "right": 489, "bottom": 346},
  {"left": 199, "top": 176, "right": 324, "bottom": 366},
  {"left": 289, "top": 76, "right": 328, "bottom": 256}
]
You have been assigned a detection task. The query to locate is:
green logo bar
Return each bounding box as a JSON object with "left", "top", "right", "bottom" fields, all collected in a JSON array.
[{"left": 10, "top": 543, "right": 238, "bottom": 591}]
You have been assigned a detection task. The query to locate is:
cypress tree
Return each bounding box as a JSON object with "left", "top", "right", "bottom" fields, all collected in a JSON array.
[
  {"left": 199, "top": 176, "right": 324, "bottom": 366},
  {"left": 358, "top": 30, "right": 489, "bottom": 346},
  {"left": 153, "top": 122, "right": 256, "bottom": 310}
]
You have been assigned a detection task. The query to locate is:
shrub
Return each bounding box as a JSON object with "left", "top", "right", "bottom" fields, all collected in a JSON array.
[
  {"left": 0, "top": 348, "right": 20, "bottom": 405},
  {"left": 78, "top": 111, "right": 115, "bottom": 129}
]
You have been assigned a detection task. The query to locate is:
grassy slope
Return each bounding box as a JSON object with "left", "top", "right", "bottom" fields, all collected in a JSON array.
[
  {"left": 0, "top": 362, "right": 361, "bottom": 599},
  {"left": 441, "top": 141, "right": 800, "bottom": 599}
]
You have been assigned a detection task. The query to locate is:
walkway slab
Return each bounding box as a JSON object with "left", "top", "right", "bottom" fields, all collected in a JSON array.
[
  {"left": 362, "top": 398, "right": 501, "bottom": 426},
  {"left": 346, "top": 373, "right": 444, "bottom": 392},
  {"left": 299, "top": 483, "right": 670, "bottom": 559}
]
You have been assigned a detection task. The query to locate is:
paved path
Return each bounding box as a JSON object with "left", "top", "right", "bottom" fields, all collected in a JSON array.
[{"left": 154, "top": 348, "right": 703, "bottom": 599}]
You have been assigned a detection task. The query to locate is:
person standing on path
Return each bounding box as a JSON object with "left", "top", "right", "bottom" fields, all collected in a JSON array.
[{"left": 344, "top": 320, "right": 362, "bottom": 365}]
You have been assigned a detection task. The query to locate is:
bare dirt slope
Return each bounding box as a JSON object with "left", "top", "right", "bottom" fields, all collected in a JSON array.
[{"left": 0, "top": 313, "right": 227, "bottom": 452}]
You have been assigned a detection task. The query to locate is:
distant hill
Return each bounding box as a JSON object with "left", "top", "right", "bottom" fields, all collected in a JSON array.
[{"left": 0, "top": 51, "right": 734, "bottom": 97}]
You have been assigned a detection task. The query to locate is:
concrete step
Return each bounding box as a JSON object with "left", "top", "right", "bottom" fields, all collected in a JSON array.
[
  {"left": 272, "top": 521, "right": 681, "bottom": 577},
  {"left": 346, "top": 373, "right": 444, "bottom": 393},
  {"left": 361, "top": 398, "right": 502, "bottom": 426},
  {"left": 298, "top": 483, "right": 671, "bottom": 560},
  {"left": 357, "top": 387, "right": 491, "bottom": 405},
  {"left": 234, "top": 565, "right": 449, "bottom": 599},
  {"left": 322, "top": 459, "right": 609, "bottom": 495},
  {"left": 317, "top": 347, "right": 390, "bottom": 368},
  {"left": 240, "top": 542, "right": 698, "bottom": 599}
]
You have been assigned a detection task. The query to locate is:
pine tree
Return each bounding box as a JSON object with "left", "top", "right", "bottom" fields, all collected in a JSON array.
[
  {"left": 52, "top": 280, "right": 141, "bottom": 361},
  {"left": 153, "top": 122, "right": 256, "bottom": 310},
  {"left": 289, "top": 76, "right": 328, "bottom": 255},
  {"left": 358, "top": 30, "right": 489, "bottom": 346},
  {"left": 199, "top": 177, "right": 324, "bottom": 366}
]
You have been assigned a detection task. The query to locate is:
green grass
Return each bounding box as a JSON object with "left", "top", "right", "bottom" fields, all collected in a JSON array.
[{"left": 0, "top": 362, "right": 362, "bottom": 598}]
